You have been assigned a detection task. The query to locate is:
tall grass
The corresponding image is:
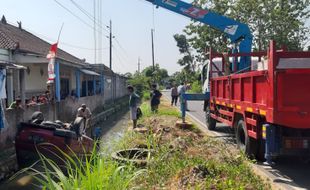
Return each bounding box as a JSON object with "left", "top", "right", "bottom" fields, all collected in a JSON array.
[
  {"left": 20, "top": 143, "right": 145, "bottom": 190},
  {"left": 139, "top": 102, "right": 179, "bottom": 118}
]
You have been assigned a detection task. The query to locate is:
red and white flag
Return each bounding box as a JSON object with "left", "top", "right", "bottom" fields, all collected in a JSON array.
[
  {"left": 47, "top": 43, "right": 58, "bottom": 59},
  {"left": 47, "top": 43, "right": 58, "bottom": 82}
]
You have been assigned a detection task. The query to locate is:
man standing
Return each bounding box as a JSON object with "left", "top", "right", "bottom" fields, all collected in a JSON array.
[
  {"left": 178, "top": 82, "right": 189, "bottom": 111},
  {"left": 76, "top": 104, "right": 92, "bottom": 135},
  {"left": 150, "top": 84, "right": 162, "bottom": 113},
  {"left": 171, "top": 84, "right": 178, "bottom": 106},
  {"left": 127, "top": 85, "right": 140, "bottom": 128}
]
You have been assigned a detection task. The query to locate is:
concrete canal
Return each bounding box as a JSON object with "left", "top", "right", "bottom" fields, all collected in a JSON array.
[{"left": 0, "top": 110, "right": 130, "bottom": 190}]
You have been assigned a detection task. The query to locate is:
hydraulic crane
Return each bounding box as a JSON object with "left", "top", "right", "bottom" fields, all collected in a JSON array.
[{"left": 145, "top": 0, "right": 253, "bottom": 71}]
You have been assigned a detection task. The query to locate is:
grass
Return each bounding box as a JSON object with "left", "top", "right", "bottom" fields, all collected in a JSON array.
[
  {"left": 15, "top": 144, "right": 145, "bottom": 190},
  {"left": 23, "top": 98, "right": 269, "bottom": 189},
  {"left": 139, "top": 99, "right": 179, "bottom": 118},
  {"left": 132, "top": 99, "right": 269, "bottom": 189}
]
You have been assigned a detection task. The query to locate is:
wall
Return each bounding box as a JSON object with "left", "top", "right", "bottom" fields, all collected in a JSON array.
[
  {"left": 0, "top": 104, "right": 55, "bottom": 148},
  {"left": 57, "top": 95, "right": 105, "bottom": 122},
  {"left": 21, "top": 63, "right": 49, "bottom": 96},
  {"left": 104, "top": 75, "right": 112, "bottom": 102},
  {"left": 0, "top": 104, "right": 55, "bottom": 180}
]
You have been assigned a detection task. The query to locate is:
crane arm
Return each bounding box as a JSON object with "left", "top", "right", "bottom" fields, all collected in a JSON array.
[{"left": 145, "top": 0, "right": 253, "bottom": 71}]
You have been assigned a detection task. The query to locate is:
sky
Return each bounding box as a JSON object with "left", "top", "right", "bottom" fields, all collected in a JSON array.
[
  {"left": 0, "top": 0, "right": 191, "bottom": 75},
  {"left": 1, "top": 1, "right": 309, "bottom": 75}
]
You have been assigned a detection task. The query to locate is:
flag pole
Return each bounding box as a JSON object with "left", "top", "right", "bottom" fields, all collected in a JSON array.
[
  {"left": 57, "top": 23, "right": 64, "bottom": 43},
  {"left": 52, "top": 23, "right": 63, "bottom": 121}
]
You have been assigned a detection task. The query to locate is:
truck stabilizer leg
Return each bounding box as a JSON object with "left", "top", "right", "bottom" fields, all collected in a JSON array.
[
  {"left": 264, "top": 124, "right": 276, "bottom": 165},
  {"left": 180, "top": 102, "right": 186, "bottom": 123}
]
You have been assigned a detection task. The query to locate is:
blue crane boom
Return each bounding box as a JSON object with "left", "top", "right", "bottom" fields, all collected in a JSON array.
[{"left": 145, "top": 0, "right": 253, "bottom": 71}]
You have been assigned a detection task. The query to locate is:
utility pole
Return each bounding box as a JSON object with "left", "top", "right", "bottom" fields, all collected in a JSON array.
[
  {"left": 93, "top": 0, "right": 97, "bottom": 64},
  {"left": 151, "top": 29, "right": 155, "bottom": 74},
  {"left": 109, "top": 20, "right": 112, "bottom": 70},
  {"left": 138, "top": 57, "right": 141, "bottom": 73}
]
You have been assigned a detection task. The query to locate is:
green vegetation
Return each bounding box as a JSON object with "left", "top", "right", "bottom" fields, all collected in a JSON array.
[
  {"left": 26, "top": 99, "right": 269, "bottom": 189},
  {"left": 127, "top": 64, "right": 170, "bottom": 101},
  {"left": 189, "top": 81, "right": 202, "bottom": 93},
  {"left": 17, "top": 144, "right": 144, "bottom": 190}
]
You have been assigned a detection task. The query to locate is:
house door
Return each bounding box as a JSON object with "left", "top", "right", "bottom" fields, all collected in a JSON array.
[{"left": 60, "top": 78, "right": 69, "bottom": 99}]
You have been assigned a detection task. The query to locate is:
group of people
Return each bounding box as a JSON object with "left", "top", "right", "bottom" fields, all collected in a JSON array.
[
  {"left": 127, "top": 84, "right": 162, "bottom": 128},
  {"left": 27, "top": 91, "right": 51, "bottom": 106},
  {"left": 8, "top": 91, "right": 51, "bottom": 110}
]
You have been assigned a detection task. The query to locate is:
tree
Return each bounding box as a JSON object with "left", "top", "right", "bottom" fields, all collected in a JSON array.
[
  {"left": 128, "top": 72, "right": 151, "bottom": 97},
  {"left": 123, "top": 72, "right": 133, "bottom": 78},
  {"left": 178, "top": 0, "right": 310, "bottom": 59},
  {"left": 173, "top": 34, "right": 197, "bottom": 73},
  {"left": 142, "top": 64, "right": 169, "bottom": 84}
]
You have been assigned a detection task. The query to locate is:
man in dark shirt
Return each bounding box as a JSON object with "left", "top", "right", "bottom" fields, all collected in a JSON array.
[
  {"left": 171, "top": 84, "right": 178, "bottom": 106},
  {"left": 150, "top": 84, "right": 162, "bottom": 113}
]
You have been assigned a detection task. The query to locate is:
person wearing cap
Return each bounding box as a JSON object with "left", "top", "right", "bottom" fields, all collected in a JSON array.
[
  {"left": 76, "top": 104, "right": 92, "bottom": 135},
  {"left": 127, "top": 85, "right": 140, "bottom": 128}
]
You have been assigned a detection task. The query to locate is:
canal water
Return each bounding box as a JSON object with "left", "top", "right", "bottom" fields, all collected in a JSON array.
[{"left": 0, "top": 111, "right": 130, "bottom": 190}]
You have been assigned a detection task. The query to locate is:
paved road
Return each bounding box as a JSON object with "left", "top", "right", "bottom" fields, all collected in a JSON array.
[{"left": 162, "top": 90, "right": 310, "bottom": 190}]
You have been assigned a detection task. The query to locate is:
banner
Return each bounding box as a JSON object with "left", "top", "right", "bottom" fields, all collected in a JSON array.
[{"left": 46, "top": 43, "right": 58, "bottom": 82}]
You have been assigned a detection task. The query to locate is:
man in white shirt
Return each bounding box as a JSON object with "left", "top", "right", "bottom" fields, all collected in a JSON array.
[
  {"left": 177, "top": 82, "right": 189, "bottom": 111},
  {"left": 76, "top": 104, "right": 92, "bottom": 135}
]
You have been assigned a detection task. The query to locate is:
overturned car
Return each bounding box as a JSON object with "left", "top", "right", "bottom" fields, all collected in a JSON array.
[{"left": 15, "top": 112, "right": 94, "bottom": 166}]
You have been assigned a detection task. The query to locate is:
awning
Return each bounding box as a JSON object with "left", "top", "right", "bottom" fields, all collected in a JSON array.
[
  {"left": 80, "top": 69, "right": 100, "bottom": 76},
  {"left": 0, "top": 61, "right": 27, "bottom": 70}
]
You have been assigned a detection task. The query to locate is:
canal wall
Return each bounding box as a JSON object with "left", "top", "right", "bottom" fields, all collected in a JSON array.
[{"left": 0, "top": 95, "right": 129, "bottom": 181}]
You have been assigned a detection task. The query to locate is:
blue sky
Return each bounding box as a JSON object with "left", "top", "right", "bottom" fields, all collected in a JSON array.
[
  {"left": 0, "top": 0, "right": 191, "bottom": 74},
  {"left": 1, "top": 1, "right": 309, "bottom": 74}
]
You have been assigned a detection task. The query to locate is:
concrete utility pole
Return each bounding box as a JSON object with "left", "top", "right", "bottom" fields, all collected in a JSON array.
[
  {"left": 93, "top": 0, "right": 97, "bottom": 64},
  {"left": 109, "top": 20, "right": 112, "bottom": 70},
  {"left": 138, "top": 57, "right": 141, "bottom": 73},
  {"left": 151, "top": 29, "right": 155, "bottom": 74}
]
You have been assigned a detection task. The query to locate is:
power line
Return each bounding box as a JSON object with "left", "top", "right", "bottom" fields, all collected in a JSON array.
[
  {"left": 68, "top": 0, "right": 109, "bottom": 34},
  {"left": 53, "top": 0, "right": 95, "bottom": 30},
  {"left": 98, "top": 0, "right": 103, "bottom": 64},
  {"left": 113, "top": 37, "right": 136, "bottom": 65},
  {"left": 112, "top": 45, "right": 129, "bottom": 69},
  {"left": 7, "top": 21, "right": 108, "bottom": 51},
  {"left": 93, "top": 0, "right": 97, "bottom": 63}
]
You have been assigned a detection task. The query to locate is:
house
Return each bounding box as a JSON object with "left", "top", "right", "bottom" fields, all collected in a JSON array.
[
  {"left": 0, "top": 16, "right": 129, "bottom": 179},
  {"left": 0, "top": 15, "right": 105, "bottom": 107}
]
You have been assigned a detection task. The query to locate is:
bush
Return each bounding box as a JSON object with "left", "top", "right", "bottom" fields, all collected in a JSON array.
[
  {"left": 189, "top": 81, "right": 202, "bottom": 93},
  {"left": 142, "top": 90, "right": 151, "bottom": 101}
]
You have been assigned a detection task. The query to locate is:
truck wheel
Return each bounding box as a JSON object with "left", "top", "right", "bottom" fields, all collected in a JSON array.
[
  {"left": 236, "top": 119, "right": 256, "bottom": 158},
  {"left": 205, "top": 105, "right": 216, "bottom": 130}
]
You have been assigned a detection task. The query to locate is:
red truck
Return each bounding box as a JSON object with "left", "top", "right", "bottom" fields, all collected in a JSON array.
[
  {"left": 204, "top": 41, "right": 310, "bottom": 161},
  {"left": 142, "top": 0, "right": 310, "bottom": 163}
]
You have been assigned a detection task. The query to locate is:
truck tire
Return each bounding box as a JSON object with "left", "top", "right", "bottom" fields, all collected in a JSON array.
[
  {"left": 205, "top": 105, "right": 216, "bottom": 130},
  {"left": 236, "top": 119, "right": 256, "bottom": 158}
]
